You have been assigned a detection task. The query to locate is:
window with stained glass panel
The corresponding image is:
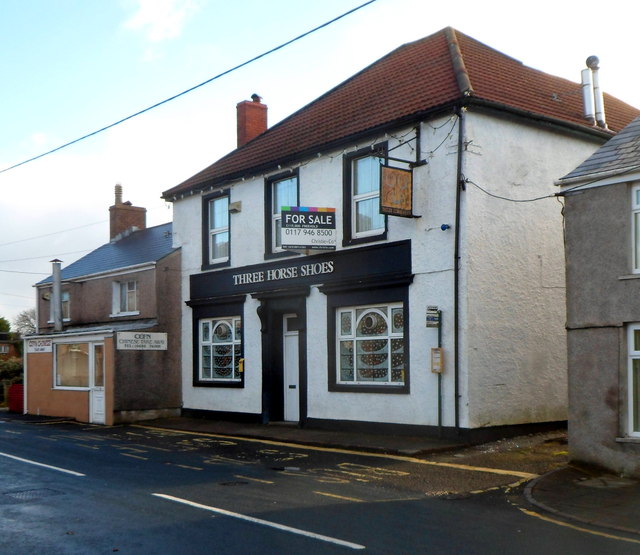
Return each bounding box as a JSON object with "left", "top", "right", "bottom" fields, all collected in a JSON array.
[
  {"left": 200, "top": 317, "right": 242, "bottom": 382},
  {"left": 337, "top": 303, "right": 405, "bottom": 385}
]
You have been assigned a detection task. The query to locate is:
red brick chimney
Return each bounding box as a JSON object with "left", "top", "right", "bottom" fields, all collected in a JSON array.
[
  {"left": 236, "top": 94, "right": 267, "bottom": 147},
  {"left": 109, "top": 184, "right": 146, "bottom": 241}
]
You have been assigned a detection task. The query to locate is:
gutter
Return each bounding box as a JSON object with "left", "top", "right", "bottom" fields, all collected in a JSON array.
[{"left": 555, "top": 165, "right": 640, "bottom": 188}]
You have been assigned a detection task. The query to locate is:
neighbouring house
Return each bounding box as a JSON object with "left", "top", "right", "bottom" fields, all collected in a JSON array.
[
  {"left": 0, "top": 332, "right": 20, "bottom": 361},
  {"left": 558, "top": 115, "right": 640, "bottom": 477},
  {"left": 162, "top": 28, "right": 639, "bottom": 440},
  {"left": 24, "top": 186, "right": 182, "bottom": 425}
]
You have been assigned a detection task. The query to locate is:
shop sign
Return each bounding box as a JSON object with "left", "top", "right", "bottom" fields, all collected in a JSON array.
[
  {"left": 191, "top": 240, "right": 412, "bottom": 298},
  {"left": 281, "top": 206, "right": 336, "bottom": 250},
  {"left": 117, "top": 332, "right": 167, "bottom": 351},
  {"left": 27, "top": 338, "right": 53, "bottom": 353}
]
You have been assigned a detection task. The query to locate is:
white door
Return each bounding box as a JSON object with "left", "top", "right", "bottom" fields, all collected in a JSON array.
[
  {"left": 90, "top": 343, "right": 105, "bottom": 424},
  {"left": 283, "top": 315, "right": 300, "bottom": 422}
]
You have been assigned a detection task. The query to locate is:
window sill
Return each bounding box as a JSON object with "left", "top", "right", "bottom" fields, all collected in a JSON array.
[
  {"left": 615, "top": 437, "right": 640, "bottom": 444},
  {"left": 193, "top": 380, "right": 244, "bottom": 388},
  {"left": 109, "top": 311, "right": 140, "bottom": 318},
  {"left": 618, "top": 274, "right": 640, "bottom": 280}
]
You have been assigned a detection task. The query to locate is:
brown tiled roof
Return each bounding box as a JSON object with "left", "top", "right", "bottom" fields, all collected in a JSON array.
[{"left": 163, "top": 27, "right": 640, "bottom": 199}]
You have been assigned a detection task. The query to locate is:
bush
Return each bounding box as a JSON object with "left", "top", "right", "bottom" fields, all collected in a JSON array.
[{"left": 0, "top": 357, "right": 23, "bottom": 384}]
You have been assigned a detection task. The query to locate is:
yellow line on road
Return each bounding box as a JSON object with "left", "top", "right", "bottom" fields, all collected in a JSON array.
[
  {"left": 135, "top": 425, "right": 537, "bottom": 479},
  {"left": 314, "top": 491, "right": 364, "bottom": 502},
  {"left": 518, "top": 507, "right": 640, "bottom": 544},
  {"left": 234, "top": 474, "right": 274, "bottom": 484}
]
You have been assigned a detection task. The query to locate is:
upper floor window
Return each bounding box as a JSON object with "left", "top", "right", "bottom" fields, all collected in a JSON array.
[
  {"left": 343, "top": 144, "right": 387, "bottom": 245},
  {"left": 265, "top": 172, "right": 298, "bottom": 256},
  {"left": 632, "top": 185, "right": 640, "bottom": 272},
  {"left": 202, "top": 191, "right": 230, "bottom": 269},
  {"left": 112, "top": 280, "right": 138, "bottom": 316},
  {"left": 49, "top": 290, "right": 70, "bottom": 322},
  {"left": 0, "top": 345, "right": 9, "bottom": 354}
]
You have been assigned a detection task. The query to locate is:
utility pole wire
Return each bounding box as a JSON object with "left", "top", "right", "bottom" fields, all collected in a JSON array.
[{"left": 0, "top": 0, "right": 378, "bottom": 176}]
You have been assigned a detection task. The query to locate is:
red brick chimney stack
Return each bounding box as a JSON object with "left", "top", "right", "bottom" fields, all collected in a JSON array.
[
  {"left": 236, "top": 94, "right": 267, "bottom": 147},
  {"left": 109, "top": 184, "right": 146, "bottom": 241}
]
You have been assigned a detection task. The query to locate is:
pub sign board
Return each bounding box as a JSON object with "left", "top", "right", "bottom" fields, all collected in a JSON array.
[
  {"left": 281, "top": 206, "right": 336, "bottom": 251},
  {"left": 380, "top": 165, "right": 413, "bottom": 217}
]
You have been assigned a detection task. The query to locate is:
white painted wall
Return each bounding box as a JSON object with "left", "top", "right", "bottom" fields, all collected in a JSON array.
[
  {"left": 461, "top": 112, "right": 602, "bottom": 428},
  {"left": 171, "top": 110, "right": 603, "bottom": 429}
]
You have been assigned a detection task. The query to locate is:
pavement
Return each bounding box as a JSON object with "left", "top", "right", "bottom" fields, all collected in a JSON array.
[{"left": 2, "top": 409, "right": 639, "bottom": 537}]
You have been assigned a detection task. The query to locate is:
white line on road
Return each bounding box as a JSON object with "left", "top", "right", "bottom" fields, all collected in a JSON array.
[
  {"left": 0, "top": 451, "right": 85, "bottom": 476},
  {"left": 153, "top": 493, "right": 366, "bottom": 550}
]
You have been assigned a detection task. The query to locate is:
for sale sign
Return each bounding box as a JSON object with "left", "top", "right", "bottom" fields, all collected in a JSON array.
[{"left": 281, "top": 207, "right": 336, "bottom": 251}]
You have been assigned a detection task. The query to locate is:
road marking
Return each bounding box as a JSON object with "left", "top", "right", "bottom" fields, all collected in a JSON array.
[
  {"left": 121, "top": 453, "right": 148, "bottom": 461},
  {"left": 234, "top": 474, "right": 274, "bottom": 484},
  {"left": 135, "top": 425, "right": 537, "bottom": 479},
  {"left": 165, "top": 463, "right": 204, "bottom": 471},
  {"left": 3, "top": 430, "right": 22, "bottom": 435},
  {"left": 518, "top": 507, "right": 640, "bottom": 545},
  {"left": 153, "top": 493, "right": 365, "bottom": 550},
  {"left": 314, "top": 491, "right": 364, "bottom": 502},
  {"left": 0, "top": 451, "right": 85, "bottom": 476}
]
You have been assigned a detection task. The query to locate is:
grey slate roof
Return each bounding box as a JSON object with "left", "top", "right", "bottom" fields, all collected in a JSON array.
[
  {"left": 37, "top": 222, "right": 176, "bottom": 285},
  {"left": 559, "top": 115, "right": 640, "bottom": 183}
]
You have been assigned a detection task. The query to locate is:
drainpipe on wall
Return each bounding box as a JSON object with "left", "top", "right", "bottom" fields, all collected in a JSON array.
[
  {"left": 453, "top": 106, "right": 466, "bottom": 433},
  {"left": 51, "top": 259, "right": 63, "bottom": 332}
]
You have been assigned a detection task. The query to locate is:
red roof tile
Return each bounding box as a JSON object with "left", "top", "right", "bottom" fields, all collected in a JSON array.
[{"left": 163, "top": 27, "right": 640, "bottom": 198}]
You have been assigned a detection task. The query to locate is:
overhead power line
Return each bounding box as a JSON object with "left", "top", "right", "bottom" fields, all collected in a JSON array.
[
  {"left": 0, "top": 221, "right": 106, "bottom": 248},
  {"left": 0, "top": 0, "right": 378, "bottom": 176}
]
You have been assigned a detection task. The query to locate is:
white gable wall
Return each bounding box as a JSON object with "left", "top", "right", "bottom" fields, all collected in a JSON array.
[{"left": 461, "top": 111, "right": 603, "bottom": 428}]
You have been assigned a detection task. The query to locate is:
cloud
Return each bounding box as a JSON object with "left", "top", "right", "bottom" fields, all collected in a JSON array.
[{"left": 123, "top": 0, "right": 202, "bottom": 43}]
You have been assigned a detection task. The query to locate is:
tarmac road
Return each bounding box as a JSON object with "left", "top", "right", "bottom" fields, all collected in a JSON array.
[{"left": 1, "top": 413, "right": 639, "bottom": 553}]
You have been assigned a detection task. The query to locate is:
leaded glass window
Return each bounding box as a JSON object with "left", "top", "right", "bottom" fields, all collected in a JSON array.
[
  {"left": 336, "top": 303, "right": 405, "bottom": 385},
  {"left": 200, "top": 317, "right": 242, "bottom": 382}
]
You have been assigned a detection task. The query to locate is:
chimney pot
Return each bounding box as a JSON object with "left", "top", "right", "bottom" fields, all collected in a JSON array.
[
  {"left": 109, "top": 185, "right": 146, "bottom": 241},
  {"left": 237, "top": 95, "right": 267, "bottom": 147}
]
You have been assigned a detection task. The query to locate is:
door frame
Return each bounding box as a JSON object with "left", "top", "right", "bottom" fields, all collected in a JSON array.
[
  {"left": 89, "top": 342, "right": 105, "bottom": 424},
  {"left": 283, "top": 314, "right": 300, "bottom": 422},
  {"left": 255, "top": 290, "right": 307, "bottom": 424}
]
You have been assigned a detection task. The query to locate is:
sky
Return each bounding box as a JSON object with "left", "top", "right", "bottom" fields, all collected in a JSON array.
[{"left": 2, "top": 0, "right": 640, "bottom": 325}]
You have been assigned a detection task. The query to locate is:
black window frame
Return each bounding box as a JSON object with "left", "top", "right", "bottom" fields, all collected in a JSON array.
[
  {"left": 190, "top": 295, "right": 246, "bottom": 388},
  {"left": 264, "top": 170, "right": 300, "bottom": 259},
  {"left": 325, "top": 282, "right": 410, "bottom": 394},
  {"left": 201, "top": 189, "right": 231, "bottom": 271},
  {"left": 342, "top": 142, "right": 388, "bottom": 247}
]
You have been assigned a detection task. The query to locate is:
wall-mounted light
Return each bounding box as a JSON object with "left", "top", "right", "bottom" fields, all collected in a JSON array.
[
  {"left": 440, "top": 224, "right": 451, "bottom": 231},
  {"left": 229, "top": 201, "right": 242, "bottom": 214}
]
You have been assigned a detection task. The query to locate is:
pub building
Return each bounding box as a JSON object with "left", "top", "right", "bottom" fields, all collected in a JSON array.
[{"left": 162, "top": 29, "right": 639, "bottom": 439}]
